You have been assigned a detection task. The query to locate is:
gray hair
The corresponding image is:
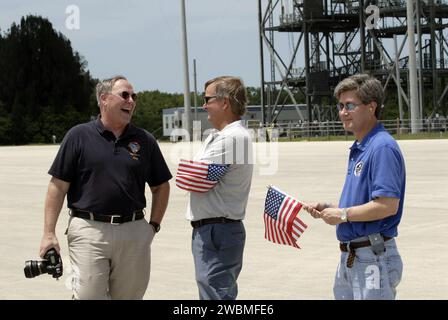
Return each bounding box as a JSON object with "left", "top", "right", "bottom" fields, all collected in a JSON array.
[
  {"left": 96, "top": 75, "right": 127, "bottom": 106},
  {"left": 205, "top": 76, "right": 248, "bottom": 116},
  {"left": 334, "top": 74, "right": 384, "bottom": 118}
]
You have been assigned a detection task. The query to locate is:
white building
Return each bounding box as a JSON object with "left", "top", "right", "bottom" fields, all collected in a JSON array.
[{"left": 162, "top": 104, "right": 309, "bottom": 138}]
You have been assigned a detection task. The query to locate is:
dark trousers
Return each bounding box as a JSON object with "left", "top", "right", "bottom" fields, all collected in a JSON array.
[{"left": 191, "top": 221, "right": 245, "bottom": 300}]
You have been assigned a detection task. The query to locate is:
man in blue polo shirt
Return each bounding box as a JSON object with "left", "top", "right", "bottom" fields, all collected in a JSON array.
[
  {"left": 303, "top": 74, "right": 406, "bottom": 300},
  {"left": 39, "top": 75, "right": 172, "bottom": 299}
]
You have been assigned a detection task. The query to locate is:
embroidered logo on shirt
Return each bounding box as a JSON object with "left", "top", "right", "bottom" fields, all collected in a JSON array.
[
  {"left": 127, "top": 141, "right": 141, "bottom": 160},
  {"left": 354, "top": 161, "right": 364, "bottom": 177}
]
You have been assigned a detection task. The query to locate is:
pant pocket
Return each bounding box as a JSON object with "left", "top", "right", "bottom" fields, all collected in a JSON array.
[
  {"left": 213, "top": 223, "right": 245, "bottom": 250},
  {"left": 354, "top": 247, "right": 378, "bottom": 264},
  {"left": 386, "top": 254, "right": 403, "bottom": 289}
]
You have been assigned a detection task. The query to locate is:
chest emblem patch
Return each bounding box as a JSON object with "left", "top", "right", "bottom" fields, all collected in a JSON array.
[
  {"left": 354, "top": 161, "right": 364, "bottom": 177},
  {"left": 127, "top": 141, "right": 141, "bottom": 160}
]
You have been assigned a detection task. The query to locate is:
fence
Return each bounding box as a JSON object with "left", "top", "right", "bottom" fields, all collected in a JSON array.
[{"left": 250, "top": 118, "right": 447, "bottom": 141}]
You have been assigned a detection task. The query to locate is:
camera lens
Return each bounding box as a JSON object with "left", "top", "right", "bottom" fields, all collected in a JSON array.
[{"left": 24, "top": 260, "right": 45, "bottom": 278}]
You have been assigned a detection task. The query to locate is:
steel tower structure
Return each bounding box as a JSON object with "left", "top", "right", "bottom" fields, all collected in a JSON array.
[{"left": 258, "top": 0, "right": 448, "bottom": 126}]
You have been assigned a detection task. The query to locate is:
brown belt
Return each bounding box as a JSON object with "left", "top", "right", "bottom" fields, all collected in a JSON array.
[
  {"left": 340, "top": 236, "right": 393, "bottom": 268},
  {"left": 191, "top": 217, "right": 241, "bottom": 228}
]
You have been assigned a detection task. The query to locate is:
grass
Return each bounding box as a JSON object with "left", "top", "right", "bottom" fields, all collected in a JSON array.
[
  {"left": 276, "top": 131, "right": 447, "bottom": 142},
  {"left": 391, "top": 132, "right": 447, "bottom": 140}
]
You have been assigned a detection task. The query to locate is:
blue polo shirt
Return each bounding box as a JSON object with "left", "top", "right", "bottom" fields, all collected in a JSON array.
[
  {"left": 337, "top": 123, "right": 406, "bottom": 242},
  {"left": 49, "top": 118, "right": 172, "bottom": 215}
]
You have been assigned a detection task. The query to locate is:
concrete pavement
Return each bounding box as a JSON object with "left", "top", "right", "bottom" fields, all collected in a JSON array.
[{"left": 0, "top": 139, "right": 447, "bottom": 299}]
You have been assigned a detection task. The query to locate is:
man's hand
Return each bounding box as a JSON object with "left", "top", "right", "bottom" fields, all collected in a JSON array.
[
  {"left": 320, "top": 207, "right": 344, "bottom": 225},
  {"left": 302, "top": 202, "right": 328, "bottom": 219},
  {"left": 39, "top": 233, "right": 60, "bottom": 258}
]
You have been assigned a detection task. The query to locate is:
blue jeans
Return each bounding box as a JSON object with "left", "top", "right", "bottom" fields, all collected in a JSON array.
[
  {"left": 191, "top": 222, "right": 245, "bottom": 300},
  {"left": 333, "top": 237, "right": 403, "bottom": 300}
]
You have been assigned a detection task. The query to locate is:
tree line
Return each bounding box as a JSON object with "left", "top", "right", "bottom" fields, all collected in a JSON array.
[
  {"left": 0, "top": 15, "right": 263, "bottom": 145},
  {"left": 3, "top": 15, "right": 412, "bottom": 146}
]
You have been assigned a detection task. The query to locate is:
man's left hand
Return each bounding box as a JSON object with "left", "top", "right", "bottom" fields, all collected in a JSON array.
[{"left": 320, "top": 208, "right": 344, "bottom": 225}]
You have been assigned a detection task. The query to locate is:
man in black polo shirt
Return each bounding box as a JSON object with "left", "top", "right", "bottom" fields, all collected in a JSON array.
[{"left": 39, "top": 75, "right": 172, "bottom": 299}]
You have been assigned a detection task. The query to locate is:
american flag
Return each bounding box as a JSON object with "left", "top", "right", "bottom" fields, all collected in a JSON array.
[
  {"left": 176, "top": 159, "right": 230, "bottom": 193},
  {"left": 264, "top": 186, "right": 308, "bottom": 249}
]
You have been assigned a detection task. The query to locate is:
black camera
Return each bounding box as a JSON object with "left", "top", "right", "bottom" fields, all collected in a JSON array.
[{"left": 24, "top": 248, "right": 63, "bottom": 279}]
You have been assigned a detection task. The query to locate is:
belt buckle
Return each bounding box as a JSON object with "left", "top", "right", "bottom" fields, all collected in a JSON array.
[
  {"left": 346, "top": 241, "right": 351, "bottom": 252},
  {"left": 110, "top": 215, "right": 121, "bottom": 225}
]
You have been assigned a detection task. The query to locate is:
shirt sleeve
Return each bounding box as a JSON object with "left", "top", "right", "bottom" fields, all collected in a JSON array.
[
  {"left": 146, "top": 135, "right": 172, "bottom": 187},
  {"left": 370, "top": 145, "right": 404, "bottom": 200},
  {"left": 48, "top": 128, "right": 78, "bottom": 182}
]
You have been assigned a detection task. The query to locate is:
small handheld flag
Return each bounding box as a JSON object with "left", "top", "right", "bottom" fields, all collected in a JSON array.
[{"left": 264, "top": 185, "right": 308, "bottom": 249}]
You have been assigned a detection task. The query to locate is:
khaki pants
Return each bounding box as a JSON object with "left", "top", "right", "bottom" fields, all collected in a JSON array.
[{"left": 67, "top": 216, "right": 155, "bottom": 300}]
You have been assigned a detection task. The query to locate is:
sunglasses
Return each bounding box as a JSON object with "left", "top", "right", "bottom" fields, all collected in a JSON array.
[
  {"left": 336, "top": 102, "right": 362, "bottom": 111},
  {"left": 113, "top": 91, "right": 138, "bottom": 101},
  {"left": 203, "top": 95, "right": 218, "bottom": 105}
]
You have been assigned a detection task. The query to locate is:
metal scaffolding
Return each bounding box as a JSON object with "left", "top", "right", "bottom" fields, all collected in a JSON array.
[{"left": 258, "top": 0, "right": 448, "bottom": 128}]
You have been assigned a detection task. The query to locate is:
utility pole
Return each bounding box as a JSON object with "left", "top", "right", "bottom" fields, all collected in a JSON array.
[
  {"left": 258, "top": 0, "right": 266, "bottom": 125},
  {"left": 193, "top": 58, "right": 198, "bottom": 121},
  {"left": 180, "top": 0, "right": 191, "bottom": 138},
  {"left": 416, "top": 0, "right": 424, "bottom": 119},
  {"left": 394, "top": 34, "right": 404, "bottom": 123},
  {"left": 407, "top": 0, "right": 420, "bottom": 133}
]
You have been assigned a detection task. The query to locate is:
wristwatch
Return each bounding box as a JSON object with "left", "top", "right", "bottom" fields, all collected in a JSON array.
[
  {"left": 149, "top": 221, "right": 161, "bottom": 233},
  {"left": 340, "top": 208, "right": 348, "bottom": 222}
]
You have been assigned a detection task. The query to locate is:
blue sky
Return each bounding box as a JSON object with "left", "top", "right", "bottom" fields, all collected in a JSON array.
[{"left": 0, "top": 0, "right": 261, "bottom": 93}]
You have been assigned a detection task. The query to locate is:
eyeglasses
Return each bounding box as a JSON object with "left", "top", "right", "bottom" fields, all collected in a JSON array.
[
  {"left": 203, "top": 95, "right": 218, "bottom": 105},
  {"left": 112, "top": 91, "right": 138, "bottom": 102},
  {"left": 336, "top": 102, "right": 363, "bottom": 112}
]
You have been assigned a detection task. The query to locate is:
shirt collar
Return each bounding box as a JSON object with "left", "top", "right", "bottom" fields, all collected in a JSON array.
[
  {"left": 94, "top": 115, "right": 106, "bottom": 134},
  {"left": 350, "top": 122, "right": 385, "bottom": 151},
  {"left": 94, "top": 115, "right": 137, "bottom": 138},
  {"left": 218, "top": 120, "right": 243, "bottom": 135}
]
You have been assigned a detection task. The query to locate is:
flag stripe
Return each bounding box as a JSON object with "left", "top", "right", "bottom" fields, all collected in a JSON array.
[
  {"left": 179, "top": 159, "right": 209, "bottom": 167},
  {"left": 293, "top": 219, "right": 307, "bottom": 233},
  {"left": 270, "top": 217, "right": 280, "bottom": 244},
  {"left": 176, "top": 179, "right": 215, "bottom": 193},
  {"left": 178, "top": 168, "right": 208, "bottom": 177},
  {"left": 178, "top": 164, "right": 208, "bottom": 175},
  {"left": 278, "top": 198, "right": 292, "bottom": 231},
  {"left": 264, "top": 215, "right": 269, "bottom": 239},
  {"left": 275, "top": 220, "right": 288, "bottom": 245},
  {"left": 286, "top": 199, "right": 302, "bottom": 234},
  {"left": 177, "top": 169, "right": 207, "bottom": 179},
  {"left": 176, "top": 174, "right": 217, "bottom": 187}
]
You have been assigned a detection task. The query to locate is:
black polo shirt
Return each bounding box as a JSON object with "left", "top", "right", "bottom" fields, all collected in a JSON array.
[{"left": 48, "top": 118, "right": 172, "bottom": 215}]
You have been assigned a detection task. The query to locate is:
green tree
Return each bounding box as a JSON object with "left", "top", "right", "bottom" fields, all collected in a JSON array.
[
  {"left": 0, "top": 101, "right": 12, "bottom": 144},
  {"left": 132, "top": 90, "right": 184, "bottom": 138},
  {"left": 0, "top": 15, "right": 95, "bottom": 145}
]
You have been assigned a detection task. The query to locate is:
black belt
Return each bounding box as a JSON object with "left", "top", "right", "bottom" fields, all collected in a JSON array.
[
  {"left": 191, "top": 217, "right": 241, "bottom": 228},
  {"left": 70, "top": 209, "right": 145, "bottom": 225}
]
